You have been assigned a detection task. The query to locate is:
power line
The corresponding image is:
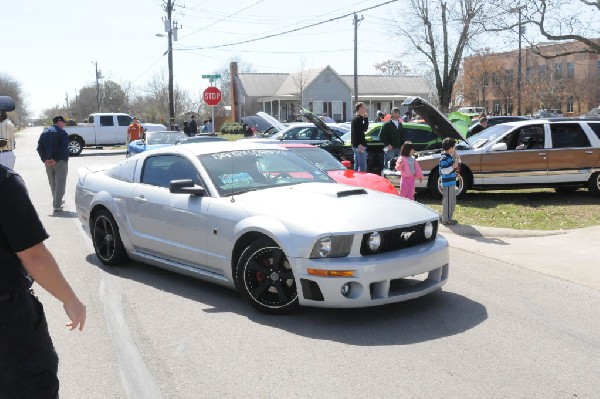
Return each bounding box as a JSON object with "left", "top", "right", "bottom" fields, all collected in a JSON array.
[
  {"left": 130, "top": 53, "right": 166, "bottom": 84},
  {"left": 179, "top": 0, "right": 266, "bottom": 40},
  {"left": 177, "top": 0, "right": 399, "bottom": 51}
]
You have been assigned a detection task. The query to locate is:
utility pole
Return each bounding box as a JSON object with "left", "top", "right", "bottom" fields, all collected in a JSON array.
[
  {"left": 517, "top": 8, "right": 523, "bottom": 116},
  {"left": 163, "top": 0, "right": 179, "bottom": 130},
  {"left": 93, "top": 61, "right": 102, "bottom": 112},
  {"left": 353, "top": 13, "right": 364, "bottom": 105}
]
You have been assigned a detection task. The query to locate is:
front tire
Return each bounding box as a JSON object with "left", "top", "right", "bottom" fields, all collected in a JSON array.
[
  {"left": 68, "top": 137, "right": 84, "bottom": 156},
  {"left": 428, "top": 168, "right": 467, "bottom": 199},
  {"left": 235, "top": 238, "right": 298, "bottom": 315},
  {"left": 91, "top": 209, "right": 128, "bottom": 265},
  {"left": 588, "top": 172, "right": 600, "bottom": 197}
]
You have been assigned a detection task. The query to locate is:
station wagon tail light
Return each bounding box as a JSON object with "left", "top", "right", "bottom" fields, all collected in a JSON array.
[
  {"left": 309, "top": 235, "right": 353, "bottom": 258},
  {"left": 307, "top": 269, "right": 355, "bottom": 277}
]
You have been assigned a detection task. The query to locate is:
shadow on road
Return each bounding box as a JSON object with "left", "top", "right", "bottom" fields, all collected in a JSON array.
[
  {"left": 85, "top": 254, "right": 488, "bottom": 346},
  {"left": 74, "top": 149, "right": 126, "bottom": 157},
  {"left": 444, "top": 224, "right": 509, "bottom": 245},
  {"left": 49, "top": 210, "right": 78, "bottom": 218}
]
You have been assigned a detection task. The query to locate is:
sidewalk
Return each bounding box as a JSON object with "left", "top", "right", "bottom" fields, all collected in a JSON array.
[{"left": 439, "top": 223, "right": 600, "bottom": 290}]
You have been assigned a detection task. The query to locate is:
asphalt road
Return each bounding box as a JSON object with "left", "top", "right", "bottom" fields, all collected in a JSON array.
[{"left": 13, "top": 127, "right": 600, "bottom": 398}]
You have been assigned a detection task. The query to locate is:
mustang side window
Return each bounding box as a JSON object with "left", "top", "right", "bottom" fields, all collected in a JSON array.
[
  {"left": 142, "top": 155, "right": 197, "bottom": 188},
  {"left": 550, "top": 124, "right": 591, "bottom": 148}
]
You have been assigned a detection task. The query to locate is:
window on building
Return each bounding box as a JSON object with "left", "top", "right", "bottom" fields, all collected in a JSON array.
[
  {"left": 483, "top": 73, "right": 489, "bottom": 87},
  {"left": 507, "top": 99, "right": 514, "bottom": 115},
  {"left": 313, "top": 101, "right": 323, "bottom": 114},
  {"left": 597, "top": 60, "right": 600, "bottom": 74},
  {"left": 554, "top": 63, "right": 563, "bottom": 79},
  {"left": 539, "top": 65, "right": 548, "bottom": 77},
  {"left": 567, "top": 62, "right": 575, "bottom": 79},
  {"left": 505, "top": 70, "right": 514, "bottom": 85},
  {"left": 567, "top": 96, "right": 574, "bottom": 113},
  {"left": 493, "top": 100, "right": 501, "bottom": 114},
  {"left": 493, "top": 73, "right": 500, "bottom": 86},
  {"left": 526, "top": 66, "right": 534, "bottom": 78}
]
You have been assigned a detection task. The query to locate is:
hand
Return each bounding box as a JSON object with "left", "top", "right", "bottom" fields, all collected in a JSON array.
[
  {"left": 358, "top": 144, "right": 366, "bottom": 153},
  {"left": 63, "top": 299, "right": 86, "bottom": 331},
  {"left": 45, "top": 159, "right": 56, "bottom": 167}
]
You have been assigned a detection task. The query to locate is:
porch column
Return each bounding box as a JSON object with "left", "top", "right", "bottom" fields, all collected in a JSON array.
[{"left": 278, "top": 99, "right": 281, "bottom": 121}]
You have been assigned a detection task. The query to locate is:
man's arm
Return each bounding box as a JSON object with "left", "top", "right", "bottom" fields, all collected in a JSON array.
[
  {"left": 17, "top": 243, "right": 86, "bottom": 331},
  {"left": 37, "top": 133, "right": 47, "bottom": 162},
  {"left": 380, "top": 123, "right": 390, "bottom": 147}
]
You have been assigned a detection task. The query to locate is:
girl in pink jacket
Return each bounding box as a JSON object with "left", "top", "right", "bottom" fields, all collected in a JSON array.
[{"left": 395, "top": 141, "right": 424, "bottom": 200}]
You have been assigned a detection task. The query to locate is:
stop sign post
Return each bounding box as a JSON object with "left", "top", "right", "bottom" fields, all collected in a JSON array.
[{"left": 203, "top": 86, "right": 222, "bottom": 134}]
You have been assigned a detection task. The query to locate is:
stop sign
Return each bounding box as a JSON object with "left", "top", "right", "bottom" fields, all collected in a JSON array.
[{"left": 203, "top": 86, "right": 222, "bottom": 106}]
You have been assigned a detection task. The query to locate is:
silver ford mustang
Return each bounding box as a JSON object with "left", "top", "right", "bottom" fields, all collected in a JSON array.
[{"left": 75, "top": 142, "right": 449, "bottom": 314}]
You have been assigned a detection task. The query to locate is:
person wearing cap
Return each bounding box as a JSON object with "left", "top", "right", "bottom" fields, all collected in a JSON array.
[
  {"left": 0, "top": 110, "right": 16, "bottom": 169},
  {"left": 127, "top": 117, "right": 144, "bottom": 153},
  {"left": 188, "top": 115, "right": 198, "bottom": 135},
  {"left": 379, "top": 107, "right": 405, "bottom": 171},
  {"left": 375, "top": 110, "right": 385, "bottom": 123},
  {"left": 36, "top": 116, "right": 69, "bottom": 212}
]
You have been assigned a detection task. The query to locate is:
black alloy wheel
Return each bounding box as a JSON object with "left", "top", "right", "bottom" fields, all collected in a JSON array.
[
  {"left": 588, "top": 172, "right": 600, "bottom": 197},
  {"left": 236, "top": 238, "right": 298, "bottom": 314},
  {"left": 92, "top": 210, "right": 128, "bottom": 265}
]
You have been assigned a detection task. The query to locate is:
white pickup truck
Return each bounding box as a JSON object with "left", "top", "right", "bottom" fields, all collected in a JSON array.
[{"left": 65, "top": 113, "right": 166, "bottom": 155}]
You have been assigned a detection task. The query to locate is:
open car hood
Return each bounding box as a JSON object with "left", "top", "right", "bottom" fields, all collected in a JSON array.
[
  {"left": 256, "top": 112, "right": 286, "bottom": 132},
  {"left": 0, "top": 96, "right": 16, "bottom": 111},
  {"left": 402, "top": 97, "right": 466, "bottom": 143},
  {"left": 301, "top": 108, "right": 344, "bottom": 142}
]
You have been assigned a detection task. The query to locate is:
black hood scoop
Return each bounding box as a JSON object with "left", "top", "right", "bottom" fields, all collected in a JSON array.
[{"left": 337, "top": 189, "right": 368, "bottom": 198}]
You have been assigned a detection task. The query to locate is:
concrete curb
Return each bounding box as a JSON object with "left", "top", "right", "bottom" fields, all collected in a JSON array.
[{"left": 438, "top": 223, "right": 568, "bottom": 238}]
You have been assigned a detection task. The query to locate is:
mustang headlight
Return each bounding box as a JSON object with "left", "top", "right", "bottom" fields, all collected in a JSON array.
[
  {"left": 424, "top": 221, "right": 437, "bottom": 240},
  {"left": 368, "top": 232, "right": 382, "bottom": 252},
  {"left": 310, "top": 235, "right": 353, "bottom": 258}
]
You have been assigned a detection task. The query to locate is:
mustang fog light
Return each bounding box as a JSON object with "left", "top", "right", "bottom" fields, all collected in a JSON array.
[
  {"left": 424, "top": 222, "right": 434, "bottom": 239},
  {"left": 341, "top": 283, "right": 350, "bottom": 296},
  {"left": 368, "top": 232, "right": 382, "bottom": 252}
]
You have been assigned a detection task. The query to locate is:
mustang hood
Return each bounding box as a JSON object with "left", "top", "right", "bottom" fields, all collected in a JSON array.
[
  {"left": 403, "top": 97, "right": 466, "bottom": 143},
  {"left": 236, "top": 183, "right": 438, "bottom": 233}
]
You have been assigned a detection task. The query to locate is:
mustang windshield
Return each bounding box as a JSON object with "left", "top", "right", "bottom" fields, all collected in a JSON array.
[
  {"left": 466, "top": 124, "right": 512, "bottom": 149},
  {"left": 146, "top": 131, "right": 186, "bottom": 145},
  {"left": 199, "top": 149, "right": 334, "bottom": 196}
]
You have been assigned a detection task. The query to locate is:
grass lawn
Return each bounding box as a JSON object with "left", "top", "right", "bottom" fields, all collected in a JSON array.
[{"left": 416, "top": 188, "right": 600, "bottom": 231}]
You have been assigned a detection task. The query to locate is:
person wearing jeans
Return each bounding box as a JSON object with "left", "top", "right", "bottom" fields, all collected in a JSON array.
[
  {"left": 37, "top": 116, "right": 70, "bottom": 212},
  {"left": 351, "top": 102, "right": 369, "bottom": 172}
]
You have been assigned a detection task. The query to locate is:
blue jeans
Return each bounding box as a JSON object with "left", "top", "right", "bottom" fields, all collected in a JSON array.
[
  {"left": 383, "top": 148, "right": 400, "bottom": 171},
  {"left": 353, "top": 148, "right": 368, "bottom": 172}
]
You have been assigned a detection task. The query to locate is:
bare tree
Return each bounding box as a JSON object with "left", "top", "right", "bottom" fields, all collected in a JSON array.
[
  {"left": 0, "top": 72, "right": 29, "bottom": 126},
  {"left": 393, "top": 0, "right": 489, "bottom": 112},
  {"left": 373, "top": 59, "right": 413, "bottom": 76}
]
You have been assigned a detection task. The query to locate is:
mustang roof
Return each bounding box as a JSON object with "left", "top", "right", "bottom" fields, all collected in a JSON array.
[{"left": 142, "top": 140, "right": 292, "bottom": 157}]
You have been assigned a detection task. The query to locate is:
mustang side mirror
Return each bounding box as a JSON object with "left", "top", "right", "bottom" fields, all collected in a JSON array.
[
  {"left": 169, "top": 179, "right": 205, "bottom": 196},
  {"left": 490, "top": 142, "right": 507, "bottom": 152}
]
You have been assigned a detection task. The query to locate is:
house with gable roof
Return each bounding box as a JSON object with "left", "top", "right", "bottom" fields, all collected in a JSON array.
[{"left": 230, "top": 62, "right": 430, "bottom": 123}]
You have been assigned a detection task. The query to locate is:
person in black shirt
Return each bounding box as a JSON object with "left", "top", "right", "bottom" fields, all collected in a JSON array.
[
  {"left": 0, "top": 165, "right": 86, "bottom": 397},
  {"left": 351, "top": 102, "right": 369, "bottom": 172},
  {"left": 37, "top": 116, "right": 69, "bottom": 212},
  {"left": 189, "top": 115, "right": 198, "bottom": 135},
  {"left": 467, "top": 116, "right": 488, "bottom": 138},
  {"left": 379, "top": 107, "right": 405, "bottom": 171}
]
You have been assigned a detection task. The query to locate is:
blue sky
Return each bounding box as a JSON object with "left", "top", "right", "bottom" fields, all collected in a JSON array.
[{"left": 2, "top": 0, "right": 534, "bottom": 116}]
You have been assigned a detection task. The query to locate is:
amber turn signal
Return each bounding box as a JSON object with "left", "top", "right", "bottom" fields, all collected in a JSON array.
[{"left": 307, "top": 269, "right": 355, "bottom": 277}]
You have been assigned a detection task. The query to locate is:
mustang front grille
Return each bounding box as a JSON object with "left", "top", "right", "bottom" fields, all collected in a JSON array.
[{"left": 360, "top": 222, "right": 437, "bottom": 255}]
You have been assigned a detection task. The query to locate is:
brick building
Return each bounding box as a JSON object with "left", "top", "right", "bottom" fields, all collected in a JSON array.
[{"left": 461, "top": 40, "right": 600, "bottom": 116}]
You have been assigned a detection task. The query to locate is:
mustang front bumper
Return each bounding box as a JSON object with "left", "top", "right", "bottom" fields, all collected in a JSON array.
[{"left": 292, "top": 235, "right": 449, "bottom": 308}]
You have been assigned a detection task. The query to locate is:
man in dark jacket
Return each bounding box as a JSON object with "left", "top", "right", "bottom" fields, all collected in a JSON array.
[
  {"left": 188, "top": 115, "right": 198, "bottom": 135},
  {"left": 379, "top": 107, "right": 405, "bottom": 171},
  {"left": 0, "top": 165, "right": 86, "bottom": 397},
  {"left": 467, "top": 116, "right": 488, "bottom": 138},
  {"left": 37, "top": 116, "right": 69, "bottom": 212},
  {"left": 351, "top": 102, "right": 369, "bottom": 172}
]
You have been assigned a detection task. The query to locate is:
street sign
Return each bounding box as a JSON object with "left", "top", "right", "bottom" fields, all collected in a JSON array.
[
  {"left": 203, "top": 86, "right": 222, "bottom": 106},
  {"left": 202, "top": 74, "right": 221, "bottom": 80}
]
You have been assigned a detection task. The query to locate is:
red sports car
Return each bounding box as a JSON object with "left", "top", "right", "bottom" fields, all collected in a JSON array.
[{"left": 280, "top": 144, "right": 399, "bottom": 195}]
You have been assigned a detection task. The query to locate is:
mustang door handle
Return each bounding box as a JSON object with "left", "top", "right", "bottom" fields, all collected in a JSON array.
[
  {"left": 585, "top": 151, "right": 593, "bottom": 154},
  {"left": 134, "top": 196, "right": 147, "bottom": 204},
  {"left": 537, "top": 153, "right": 546, "bottom": 156}
]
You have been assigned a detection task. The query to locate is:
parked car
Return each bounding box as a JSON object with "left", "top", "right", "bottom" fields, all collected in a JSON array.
[
  {"left": 65, "top": 113, "right": 167, "bottom": 156},
  {"left": 245, "top": 121, "right": 349, "bottom": 145},
  {"left": 385, "top": 96, "right": 600, "bottom": 198},
  {"left": 241, "top": 112, "right": 286, "bottom": 136},
  {"left": 466, "top": 116, "right": 531, "bottom": 137},
  {"left": 175, "top": 136, "right": 228, "bottom": 145},
  {"left": 457, "top": 106, "right": 486, "bottom": 117},
  {"left": 75, "top": 141, "right": 448, "bottom": 314},
  {"left": 127, "top": 130, "right": 187, "bottom": 157},
  {"left": 280, "top": 143, "right": 399, "bottom": 195}
]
